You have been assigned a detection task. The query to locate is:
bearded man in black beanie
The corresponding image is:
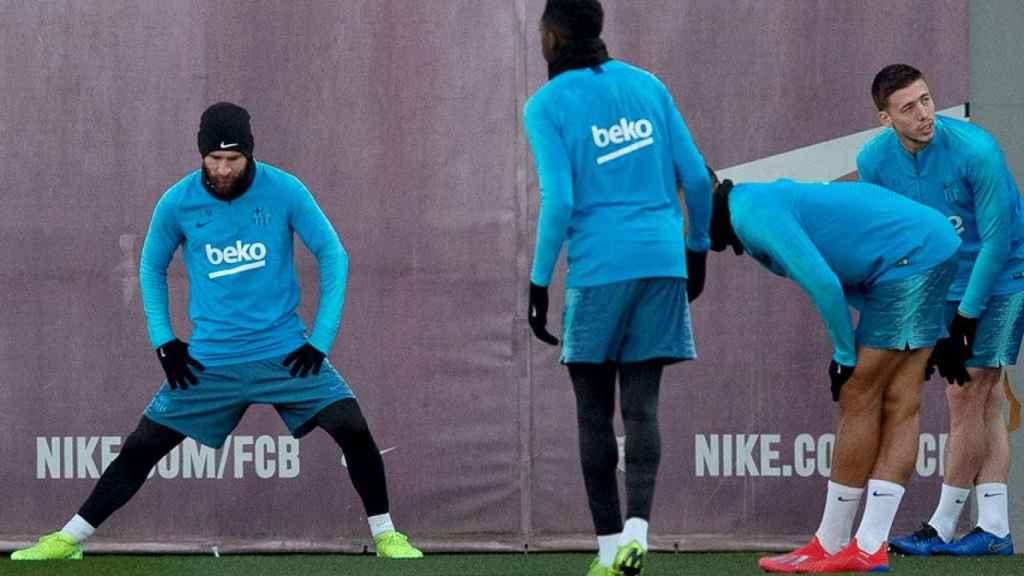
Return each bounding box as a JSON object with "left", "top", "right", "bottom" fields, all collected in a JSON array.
[
  {"left": 12, "top": 102, "right": 423, "bottom": 561},
  {"left": 196, "top": 101, "right": 257, "bottom": 200}
]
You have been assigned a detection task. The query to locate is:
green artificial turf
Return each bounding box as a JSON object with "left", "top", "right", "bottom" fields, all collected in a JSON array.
[{"left": 2, "top": 552, "right": 1022, "bottom": 575}]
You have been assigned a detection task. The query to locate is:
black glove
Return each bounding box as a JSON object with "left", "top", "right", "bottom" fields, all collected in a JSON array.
[
  {"left": 283, "top": 343, "right": 326, "bottom": 378},
  {"left": 932, "top": 310, "right": 978, "bottom": 386},
  {"left": 924, "top": 348, "right": 938, "bottom": 381},
  {"left": 528, "top": 283, "right": 559, "bottom": 346},
  {"left": 686, "top": 249, "right": 708, "bottom": 303},
  {"left": 829, "top": 360, "right": 855, "bottom": 402},
  {"left": 156, "top": 339, "right": 205, "bottom": 391}
]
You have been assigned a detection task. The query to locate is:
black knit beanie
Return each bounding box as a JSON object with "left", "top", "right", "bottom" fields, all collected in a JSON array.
[{"left": 197, "top": 102, "right": 254, "bottom": 158}]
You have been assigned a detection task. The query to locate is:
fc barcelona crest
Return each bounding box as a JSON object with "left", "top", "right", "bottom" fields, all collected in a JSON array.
[{"left": 252, "top": 207, "right": 271, "bottom": 228}]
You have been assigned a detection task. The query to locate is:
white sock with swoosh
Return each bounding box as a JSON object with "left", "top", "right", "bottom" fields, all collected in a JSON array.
[
  {"left": 976, "top": 483, "right": 1010, "bottom": 538},
  {"left": 855, "top": 479, "right": 905, "bottom": 554},
  {"left": 927, "top": 484, "right": 970, "bottom": 542},
  {"left": 815, "top": 481, "right": 864, "bottom": 554}
]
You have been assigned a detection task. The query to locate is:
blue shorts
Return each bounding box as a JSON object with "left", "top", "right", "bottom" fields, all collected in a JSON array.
[
  {"left": 561, "top": 277, "right": 695, "bottom": 364},
  {"left": 948, "top": 290, "right": 1024, "bottom": 368},
  {"left": 855, "top": 259, "right": 957, "bottom": 351},
  {"left": 144, "top": 355, "right": 355, "bottom": 448}
]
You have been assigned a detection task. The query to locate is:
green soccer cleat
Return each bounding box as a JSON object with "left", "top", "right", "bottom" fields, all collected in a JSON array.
[
  {"left": 374, "top": 530, "right": 423, "bottom": 559},
  {"left": 10, "top": 531, "right": 82, "bottom": 560},
  {"left": 586, "top": 555, "right": 621, "bottom": 575},
  {"left": 612, "top": 540, "right": 645, "bottom": 576}
]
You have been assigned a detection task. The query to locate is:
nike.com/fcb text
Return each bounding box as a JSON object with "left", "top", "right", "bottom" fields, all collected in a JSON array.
[{"left": 694, "top": 433, "right": 950, "bottom": 478}]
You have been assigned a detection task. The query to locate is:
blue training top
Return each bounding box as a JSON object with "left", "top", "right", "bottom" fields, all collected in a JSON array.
[
  {"left": 858, "top": 115, "right": 1024, "bottom": 318},
  {"left": 525, "top": 59, "right": 711, "bottom": 288},
  {"left": 729, "top": 180, "right": 961, "bottom": 365},
  {"left": 140, "top": 162, "right": 348, "bottom": 367}
]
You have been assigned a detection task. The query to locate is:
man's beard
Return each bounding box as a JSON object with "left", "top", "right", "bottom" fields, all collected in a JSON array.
[{"left": 202, "top": 164, "right": 250, "bottom": 200}]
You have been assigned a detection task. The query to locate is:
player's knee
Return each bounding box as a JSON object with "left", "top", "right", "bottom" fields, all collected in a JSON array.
[
  {"left": 971, "top": 366, "right": 1002, "bottom": 386},
  {"left": 882, "top": 378, "right": 921, "bottom": 413},
  {"left": 621, "top": 399, "right": 658, "bottom": 424},
  {"left": 621, "top": 408, "right": 656, "bottom": 426},
  {"left": 985, "top": 383, "right": 1007, "bottom": 415},
  {"left": 579, "top": 403, "right": 615, "bottom": 426},
  {"left": 577, "top": 417, "right": 614, "bottom": 448},
  {"left": 317, "top": 399, "right": 370, "bottom": 439},
  {"left": 119, "top": 424, "right": 175, "bottom": 470},
  {"left": 580, "top": 442, "right": 618, "bottom": 475},
  {"left": 623, "top": 436, "right": 660, "bottom": 469},
  {"left": 847, "top": 371, "right": 885, "bottom": 396},
  {"left": 576, "top": 396, "right": 615, "bottom": 428},
  {"left": 945, "top": 377, "right": 989, "bottom": 408},
  {"left": 121, "top": 429, "right": 149, "bottom": 456},
  {"left": 337, "top": 411, "right": 369, "bottom": 438},
  {"left": 886, "top": 394, "right": 922, "bottom": 421},
  {"left": 839, "top": 379, "right": 884, "bottom": 413},
  {"left": 848, "top": 350, "right": 891, "bottom": 383}
]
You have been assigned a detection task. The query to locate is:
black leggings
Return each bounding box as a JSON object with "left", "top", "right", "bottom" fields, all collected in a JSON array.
[
  {"left": 315, "top": 399, "right": 389, "bottom": 517},
  {"left": 569, "top": 361, "right": 663, "bottom": 535},
  {"left": 78, "top": 399, "right": 389, "bottom": 528},
  {"left": 78, "top": 416, "right": 183, "bottom": 527}
]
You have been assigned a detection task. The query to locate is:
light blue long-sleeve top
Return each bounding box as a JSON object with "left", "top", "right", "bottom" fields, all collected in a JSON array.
[
  {"left": 140, "top": 162, "right": 348, "bottom": 366},
  {"left": 525, "top": 60, "right": 711, "bottom": 288},
  {"left": 730, "top": 180, "right": 961, "bottom": 365},
  {"left": 858, "top": 115, "right": 1024, "bottom": 318}
]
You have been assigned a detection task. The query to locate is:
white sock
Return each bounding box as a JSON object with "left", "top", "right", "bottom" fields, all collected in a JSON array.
[
  {"left": 619, "top": 518, "right": 649, "bottom": 551},
  {"left": 598, "top": 533, "right": 620, "bottom": 566},
  {"left": 815, "top": 481, "right": 864, "bottom": 554},
  {"left": 368, "top": 513, "right": 395, "bottom": 539},
  {"left": 61, "top": 515, "right": 95, "bottom": 544},
  {"left": 854, "top": 479, "right": 905, "bottom": 554},
  {"left": 976, "top": 483, "right": 1010, "bottom": 538},
  {"left": 927, "top": 484, "right": 970, "bottom": 542}
]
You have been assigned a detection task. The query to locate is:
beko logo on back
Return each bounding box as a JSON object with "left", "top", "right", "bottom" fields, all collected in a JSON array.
[
  {"left": 205, "top": 241, "right": 268, "bottom": 279},
  {"left": 591, "top": 118, "right": 653, "bottom": 147},
  {"left": 591, "top": 117, "right": 655, "bottom": 165}
]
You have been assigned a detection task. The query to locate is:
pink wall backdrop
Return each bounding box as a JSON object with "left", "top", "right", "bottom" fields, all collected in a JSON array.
[{"left": 0, "top": 0, "right": 969, "bottom": 551}]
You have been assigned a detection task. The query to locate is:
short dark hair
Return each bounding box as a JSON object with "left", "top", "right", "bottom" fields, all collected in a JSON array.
[
  {"left": 871, "top": 64, "right": 924, "bottom": 111},
  {"left": 541, "top": 0, "right": 604, "bottom": 39}
]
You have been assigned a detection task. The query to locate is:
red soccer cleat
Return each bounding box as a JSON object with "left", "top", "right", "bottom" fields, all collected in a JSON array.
[
  {"left": 758, "top": 536, "right": 831, "bottom": 573},
  {"left": 796, "top": 537, "right": 889, "bottom": 573}
]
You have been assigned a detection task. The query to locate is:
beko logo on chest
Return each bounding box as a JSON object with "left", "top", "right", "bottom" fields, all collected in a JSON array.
[
  {"left": 591, "top": 117, "right": 655, "bottom": 165},
  {"left": 205, "top": 241, "right": 268, "bottom": 279}
]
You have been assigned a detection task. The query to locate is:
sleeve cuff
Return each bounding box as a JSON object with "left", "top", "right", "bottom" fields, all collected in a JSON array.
[{"left": 833, "top": 350, "right": 857, "bottom": 367}]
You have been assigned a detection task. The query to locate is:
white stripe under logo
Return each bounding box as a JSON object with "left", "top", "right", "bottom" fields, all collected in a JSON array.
[
  {"left": 596, "top": 137, "right": 655, "bottom": 165},
  {"left": 208, "top": 260, "right": 266, "bottom": 279}
]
